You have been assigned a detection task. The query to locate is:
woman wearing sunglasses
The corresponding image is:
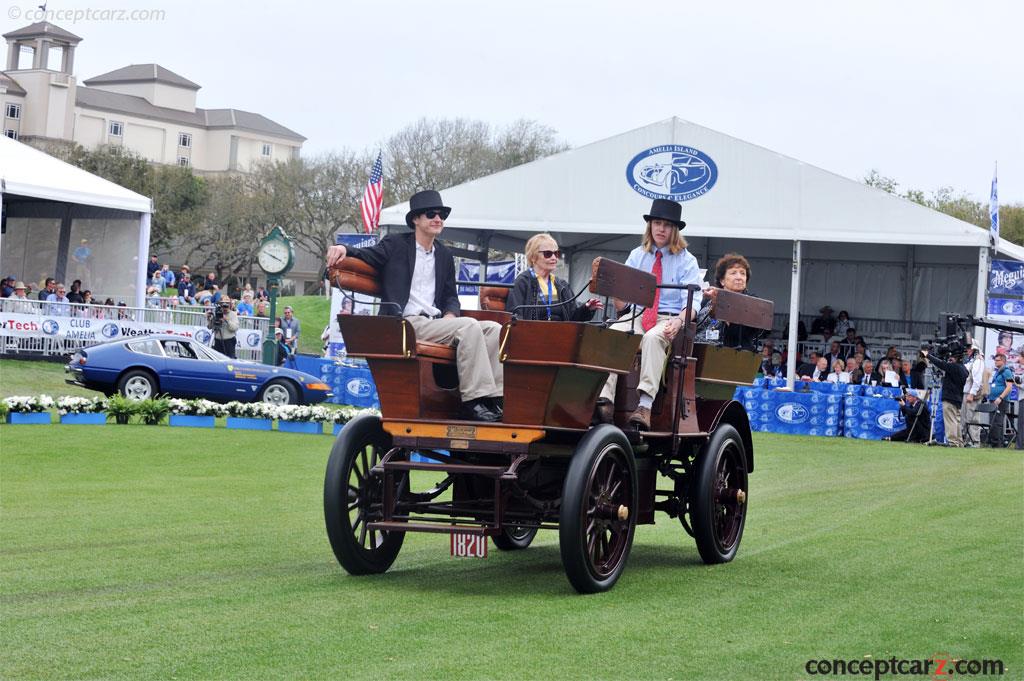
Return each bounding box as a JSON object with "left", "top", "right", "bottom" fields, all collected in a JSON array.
[{"left": 506, "top": 234, "right": 602, "bottom": 322}]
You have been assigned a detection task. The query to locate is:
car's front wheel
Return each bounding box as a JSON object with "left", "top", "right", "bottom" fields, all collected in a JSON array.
[
  {"left": 118, "top": 370, "right": 156, "bottom": 401},
  {"left": 260, "top": 379, "right": 297, "bottom": 406}
]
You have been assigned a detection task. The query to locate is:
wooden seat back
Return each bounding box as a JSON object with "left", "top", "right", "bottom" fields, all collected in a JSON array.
[
  {"left": 709, "top": 288, "right": 774, "bottom": 330},
  {"left": 589, "top": 257, "right": 656, "bottom": 309}
]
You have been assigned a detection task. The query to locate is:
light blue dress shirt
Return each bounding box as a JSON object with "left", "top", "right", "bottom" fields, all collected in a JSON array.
[{"left": 624, "top": 245, "right": 703, "bottom": 315}]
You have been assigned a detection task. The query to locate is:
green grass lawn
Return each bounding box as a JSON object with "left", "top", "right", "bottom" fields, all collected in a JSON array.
[
  {"left": 1, "top": 426, "right": 1020, "bottom": 680},
  {"left": 0, "top": 358, "right": 95, "bottom": 399},
  {"left": 276, "top": 295, "right": 330, "bottom": 356}
]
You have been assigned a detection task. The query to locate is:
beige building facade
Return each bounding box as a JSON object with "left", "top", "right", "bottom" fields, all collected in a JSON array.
[{"left": 1, "top": 21, "right": 305, "bottom": 172}]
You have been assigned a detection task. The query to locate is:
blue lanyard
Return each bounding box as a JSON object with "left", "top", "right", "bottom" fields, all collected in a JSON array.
[{"left": 530, "top": 268, "right": 554, "bottom": 320}]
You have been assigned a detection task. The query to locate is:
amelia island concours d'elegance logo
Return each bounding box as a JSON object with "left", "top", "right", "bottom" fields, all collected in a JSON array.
[{"left": 625, "top": 145, "right": 718, "bottom": 202}]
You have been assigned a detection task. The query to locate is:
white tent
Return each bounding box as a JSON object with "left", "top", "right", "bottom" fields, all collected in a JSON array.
[
  {"left": 0, "top": 135, "right": 152, "bottom": 306},
  {"left": 380, "top": 117, "right": 1023, "bottom": 382}
]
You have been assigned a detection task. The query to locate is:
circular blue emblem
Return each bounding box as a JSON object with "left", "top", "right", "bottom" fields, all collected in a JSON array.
[
  {"left": 101, "top": 323, "right": 119, "bottom": 339},
  {"left": 775, "top": 403, "right": 809, "bottom": 424},
  {"left": 247, "top": 332, "right": 260, "bottom": 347},
  {"left": 625, "top": 145, "right": 718, "bottom": 201},
  {"left": 875, "top": 411, "right": 898, "bottom": 432},
  {"left": 346, "top": 378, "right": 372, "bottom": 398},
  {"left": 42, "top": 319, "right": 59, "bottom": 336},
  {"left": 195, "top": 329, "right": 212, "bottom": 344}
]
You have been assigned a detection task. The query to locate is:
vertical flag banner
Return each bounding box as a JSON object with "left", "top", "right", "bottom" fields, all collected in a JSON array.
[
  {"left": 989, "top": 163, "right": 999, "bottom": 246},
  {"left": 359, "top": 152, "right": 384, "bottom": 234}
]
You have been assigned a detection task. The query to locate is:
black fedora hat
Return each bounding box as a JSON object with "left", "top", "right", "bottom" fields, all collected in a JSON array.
[
  {"left": 405, "top": 190, "right": 451, "bottom": 228},
  {"left": 643, "top": 198, "right": 686, "bottom": 229}
]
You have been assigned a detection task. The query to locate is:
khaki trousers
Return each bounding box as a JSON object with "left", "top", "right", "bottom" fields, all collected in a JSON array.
[
  {"left": 405, "top": 316, "right": 503, "bottom": 403},
  {"left": 961, "top": 396, "right": 981, "bottom": 445},
  {"left": 599, "top": 314, "right": 677, "bottom": 403},
  {"left": 943, "top": 401, "right": 964, "bottom": 447}
]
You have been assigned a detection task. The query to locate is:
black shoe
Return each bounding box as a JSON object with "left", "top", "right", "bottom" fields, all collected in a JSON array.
[
  {"left": 486, "top": 397, "right": 503, "bottom": 417},
  {"left": 459, "top": 398, "right": 500, "bottom": 422}
]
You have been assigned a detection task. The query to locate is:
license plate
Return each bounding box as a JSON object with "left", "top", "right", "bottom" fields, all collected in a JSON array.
[{"left": 450, "top": 533, "right": 488, "bottom": 558}]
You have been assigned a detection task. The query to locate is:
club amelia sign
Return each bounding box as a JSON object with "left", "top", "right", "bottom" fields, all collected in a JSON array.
[
  {"left": 0, "top": 313, "right": 263, "bottom": 349},
  {"left": 625, "top": 145, "right": 719, "bottom": 202}
]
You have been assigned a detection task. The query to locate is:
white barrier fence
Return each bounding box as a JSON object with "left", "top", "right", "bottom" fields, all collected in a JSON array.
[{"left": 0, "top": 299, "right": 268, "bottom": 361}]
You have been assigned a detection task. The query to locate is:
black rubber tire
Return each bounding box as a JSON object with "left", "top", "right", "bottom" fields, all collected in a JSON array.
[
  {"left": 323, "top": 414, "right": 405, "bottom": 575},
  {"left": 690, "top": 423, "right": 749, "bottom": 564},
  {"left": 492, "top": 525, "right": 539, "bottom": 551},
  {"left": 117, "top": 369, "right": 157, "bottom": 401},
  {"left": 559, "top": 425, "right": 637, "bottom": 594},
  {"left": 260, "top": 378, "right": 298, "bottom": 406}
]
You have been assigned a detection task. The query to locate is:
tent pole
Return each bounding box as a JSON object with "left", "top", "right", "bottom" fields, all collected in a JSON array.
[
  {"left": 976, "top": 246, "right": 988, "bottom": 318},
  {"left": 786, "top": 239, "right": 801, "bottom": 390},
  {"left": 136, "top": 212, "right": 152, "bottom": 308}
]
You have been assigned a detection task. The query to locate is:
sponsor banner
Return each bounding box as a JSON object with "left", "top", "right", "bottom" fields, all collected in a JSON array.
[
  {"left": 988, "top": 259, "right": 1024, "bottom": 295},
  {"left": 328, "top": 234, "right": 380, "bottom": 358},
  {"left": 987, "top": 297, "right": 1024, "bottom": 317},
  {"left": 456, "top": 260, "right": 517, "bottom": 296},
  {"left": 625, "top": 144, "right": 719, "bottom": 202},
  {"left": 0, "top": 312, "right": 214, "bottom": 344}
]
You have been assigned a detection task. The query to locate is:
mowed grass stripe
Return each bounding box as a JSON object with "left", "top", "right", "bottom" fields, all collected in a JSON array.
[{"left": 1, "top": 427, "right": 1021, "bottom": 680}]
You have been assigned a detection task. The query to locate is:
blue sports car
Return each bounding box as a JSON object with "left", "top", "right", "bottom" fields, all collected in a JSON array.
[{"left": 65, "top": 334, "right": 332, "bottom": 405}]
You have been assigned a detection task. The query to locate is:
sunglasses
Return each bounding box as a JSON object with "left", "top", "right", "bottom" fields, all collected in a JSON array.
[
  {"left": 421, "top": 209, "right": 450, "bottom": 220},
  {"left": 539, "top": 250, "right": 562, "bottom": 259}
]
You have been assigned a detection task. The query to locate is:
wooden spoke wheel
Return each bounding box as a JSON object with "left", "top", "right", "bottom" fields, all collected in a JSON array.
[
  {"left": 559, "top": 425, "right": 637, "bottom": 594},
  {"left": 492, "top": 525, "right": 539, "bottom": 551},
  {"left": 689, "top": 424, "right": 749, "bottom": 564},
  {"left": 323, "top": 414, "right": 406, "bottom": 575}
]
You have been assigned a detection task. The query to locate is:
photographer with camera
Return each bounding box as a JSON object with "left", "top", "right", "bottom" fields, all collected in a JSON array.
[
  {"left": 985, "top": 351, "right": 1015, "bottom": 448},
  {"left": 920, "top": 346, "right": 969, "bottom": 447},
  {"left": 206, "top": 297, "right": 240, "bottom": 358},
  {"left": 885, "top": 389, "right": 931, "bottom": 443}
]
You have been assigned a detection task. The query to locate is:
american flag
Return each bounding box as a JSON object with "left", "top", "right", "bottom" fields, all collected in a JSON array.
[{"left": 359, "top": 152, "right": 384, "bottom": 234}]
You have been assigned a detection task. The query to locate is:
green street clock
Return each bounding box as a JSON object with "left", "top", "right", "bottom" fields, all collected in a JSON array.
[
  {"left": 258, "top": 226, "right": 294, "bottom": 365},
  {"left": 257, "top": 226, "right": 294, "bottom": 276}
]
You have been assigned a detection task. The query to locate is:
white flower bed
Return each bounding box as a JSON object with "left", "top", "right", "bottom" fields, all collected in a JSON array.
[
  {"left": 225, "top": 401, "right": 275, "bottom": 419},
  {"left": 3, "top": 395, "right": 55, "bottom": 413},
  {"left": 56, "top": 396, "right": 106, "bottom": 415},
  {"left": 167, "top": 398, "right": 227, "bottom": 417}
]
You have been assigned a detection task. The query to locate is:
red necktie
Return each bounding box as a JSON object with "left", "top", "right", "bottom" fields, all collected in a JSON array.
[{"left": 641, "top": 251, "right": 662, "bottom": 332}]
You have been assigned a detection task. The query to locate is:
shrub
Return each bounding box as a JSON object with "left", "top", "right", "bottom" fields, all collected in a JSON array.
[{"left": 136, "top": 397, "right": 171, "bottom": 425}]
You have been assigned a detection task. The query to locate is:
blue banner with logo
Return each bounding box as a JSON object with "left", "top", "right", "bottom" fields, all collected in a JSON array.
[
  {"left": 335, "top": 233, "right": 379, "bottom": 250},
  {"left": 738, "top": 389, "right": 843, "bottom": 437},
  {"left": 842, "top": 395, "right": 904, "bottom": 440},
  {"left": 987, "top": 297, "right": 1024, "bottom": 317},
  {"left": 457, "top": 260, "right": 516, "bottom": 296},
  {"left": 988, "top": 259, "right": 1024, "bottom": 296},
  {"left": 291, "top": 354, "right": 379, "bottom": 409}
]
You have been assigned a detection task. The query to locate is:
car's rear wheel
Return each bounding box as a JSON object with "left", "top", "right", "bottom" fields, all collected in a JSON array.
[
  {"left": 261, "top": 379, "right": 297, "bottom": 406},
  {"left": 118, "top": 370, "right": 156, "bottom": 401}
]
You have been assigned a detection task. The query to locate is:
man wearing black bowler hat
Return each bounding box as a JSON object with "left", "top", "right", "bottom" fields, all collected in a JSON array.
[
  {"left": 325, "top": 190, "right": 504, "bottom": 422},
  {"left": 595, "top": 198, "right": 704, "bottom": 430}
]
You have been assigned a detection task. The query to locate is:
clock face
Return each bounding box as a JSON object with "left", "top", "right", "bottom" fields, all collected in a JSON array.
[{"left": 258, "top": 239, "right": 290, "bottom": 274}]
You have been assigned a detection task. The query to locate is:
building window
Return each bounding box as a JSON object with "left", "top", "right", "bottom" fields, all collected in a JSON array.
[
  {"left": 4, "top": 129, "right": 18, "bottom": 140},
  {"left": 4, "top": 103, "right": 20, "bottom": 119},
  {"left": 109, "top": 121, "right": 124, "bottom": 137},
  {"left": 178, "top": 132, "right": 192, "bottom": 148},
  {"left": 177, "top": 156, "right": 190, "bottom": 167},
  {"left": 261, "top": 143, "right": 272, "bottom": 157}
]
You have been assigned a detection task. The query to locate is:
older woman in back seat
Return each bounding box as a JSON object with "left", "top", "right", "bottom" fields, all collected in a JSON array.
[{"left": 506, "top": 233, "right": 601, "bottom": 322}]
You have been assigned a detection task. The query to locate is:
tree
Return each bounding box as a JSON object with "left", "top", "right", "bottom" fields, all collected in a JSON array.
[
  {"left": 383, "top": 117, "right": 569, "bottom": 206},
  {"left": 862, "top": 169, "right": 899, "bottom": 195}
]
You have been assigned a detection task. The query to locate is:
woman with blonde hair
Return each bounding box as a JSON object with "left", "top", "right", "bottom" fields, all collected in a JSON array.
[{"left": 506, "top": 233, "right": 601, "bottom": 322}]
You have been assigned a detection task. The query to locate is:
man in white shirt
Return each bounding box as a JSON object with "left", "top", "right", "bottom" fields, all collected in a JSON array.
[
  {"left": 961, "top": 340, "right": 985, "bottom": 445},
  {"left": 326, "top": 190, "right": 503, "bottom": 422}
]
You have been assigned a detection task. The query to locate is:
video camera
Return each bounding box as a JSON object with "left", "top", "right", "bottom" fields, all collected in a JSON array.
[
  {"left": 922, "top": 313, "right": 970, "bottom": 361},
  {"left": 209, "top": 300, "right": 231, "bottom": 327}
]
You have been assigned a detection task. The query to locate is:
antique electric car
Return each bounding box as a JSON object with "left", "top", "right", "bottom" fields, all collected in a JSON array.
[
  {"left": 65, "top": 334, "right": 331, "bottom": 405},
  {"left": 324, "top": 257, "right": 772, "bottom": 593}
]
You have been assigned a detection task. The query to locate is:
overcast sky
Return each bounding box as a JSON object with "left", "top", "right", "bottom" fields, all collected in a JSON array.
[{"left": 6, "top": 0, "right": 1022, "bottom": 202}]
